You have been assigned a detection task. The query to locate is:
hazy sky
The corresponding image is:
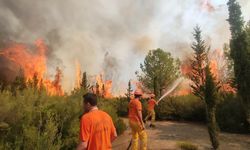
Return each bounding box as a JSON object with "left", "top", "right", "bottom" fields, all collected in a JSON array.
[{"left": 0, "top": 0, "right": 249, "bottom": 93}]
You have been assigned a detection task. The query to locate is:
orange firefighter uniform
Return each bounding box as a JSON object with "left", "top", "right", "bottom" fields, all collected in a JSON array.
[
  {"left": 79, "top": 110, "right": 116, "bottom": 150},
  {"left": 145, "top": 94, "right": 157, "bottom": 126},
  {"left": 128, "top": 90, "right": 147, "bottom": 150}
]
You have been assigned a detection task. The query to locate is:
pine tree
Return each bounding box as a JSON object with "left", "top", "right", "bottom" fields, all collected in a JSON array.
[
  {"left": 190, "top": 26, "right": 207, "bottom": 100},
  {"left": 227, "top": 0, "right": 250, "bottom": 123},
  {"left": 190, "top": 26, "right": 220, "bottom": 149},
  {"left": 126, "top": 80, "right": 132, "bottom": 101},
  {"left": 80, "top": 72, "right": 88, "bottom": 90}
]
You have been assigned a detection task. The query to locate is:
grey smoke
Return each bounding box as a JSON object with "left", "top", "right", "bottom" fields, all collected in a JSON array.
[{"left": 0, "top": 0, "right": 249, "bottom": 93}]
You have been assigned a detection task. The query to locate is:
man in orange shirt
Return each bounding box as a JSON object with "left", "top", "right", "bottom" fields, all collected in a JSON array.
[
  {"left": 77, "top": 93, "right": 117, "bottom": 150},
  {"left": 144, "top": 94, "right": 158, "bottom": 128},
  {"left": 128, "top": 89, "right": 147, "bottom": 150}
]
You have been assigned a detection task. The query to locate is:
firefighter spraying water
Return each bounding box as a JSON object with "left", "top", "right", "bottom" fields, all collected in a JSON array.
[
  {"left": 144, "top": 78, "right": 183, "bottom": 128},
  {"left": 144, "top": 94, "right": 158, "bottom": 128}
]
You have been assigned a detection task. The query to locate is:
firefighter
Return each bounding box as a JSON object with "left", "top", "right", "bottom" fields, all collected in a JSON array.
[
  {"left": 77, "top": 93, "right": 117, "bottom": 150},
  {"left": 144, "top": 93, "right": 158, "bottom": 128},
  {"left": 128, "top": 89, "right": 147, "bottom": 150}
]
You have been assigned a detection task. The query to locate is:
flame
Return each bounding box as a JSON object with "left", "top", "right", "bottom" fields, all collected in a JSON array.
[
  {"left": 103, "top": 80, "right": 112, "bottom": 98},
  {"left": 210, "top": 60, "right": 219, "bottom": 80},
  {"left": 0, "top": 40, "right": 46, "bottom": 81},
  {"left": 209, "top": 49, "right": 236, "bottom": 93},
  {"left": 178, "top": 49, "right": 236, "bottom": 95},
  {"left": 89, "top": 73, "right": 113, "bottom": 98},
  {"left": 75, "top": 60, "right": 82, "bottom": 89},
  {"left": 43, "top": 67, "right": 64, "bottom": 96},
  {"left": 0, "top": 39, "right": 64, "bottom": 96}
]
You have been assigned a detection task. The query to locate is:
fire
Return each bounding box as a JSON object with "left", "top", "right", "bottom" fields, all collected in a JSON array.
[
  {"left": 0, "top": 40, "right": 46, "bottom": 81},
  {"left": 95, "top": 74, "right": 113, "bottom": 98},
  {"left": 103, "top": 80, "right": 112, "bottom": 98},
  {"left": 209, "top": 49, "right": 236, "bottom": 93},
  {"left": 72, "top": 61, "right": 114, "bottom": 98},
  {"left": 43, "top": 67, "right": 64, "bottom": 96},
  {"left": 0, "top": 39, "right": 64, "bottom": 96},
  {"left": 75, "top": 60, "right": 82, "bottom": 89},
  {"left": 178, "top": 49, "right": 236, "bottom": 95},
  {"left": 210, "top": 60, "right": 219, "bottom": 79},
  {"left": 88, "top": 73, "right": 113, "bottom": 98}
]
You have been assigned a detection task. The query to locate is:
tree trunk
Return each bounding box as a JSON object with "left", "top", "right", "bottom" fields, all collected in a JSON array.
[
  {"left": 206, "top": 106, "right": 219, "bottom": 150},
  {"left": 243, "top": 98, "right": 250, "bottom": 125}
]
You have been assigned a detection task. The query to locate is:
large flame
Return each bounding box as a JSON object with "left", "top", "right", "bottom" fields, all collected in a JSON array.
[
  {"left": 0, "top": 39, "right": 64, "bottom": 96},
  {"left": 178, "top": 49, "right": 236, "bottom": 95},
  {"left": 209, "top": 49, "right": 236, "bottom": 93},
  {"left": 94, "top": 74, "right": 113, "bottom": 98}
]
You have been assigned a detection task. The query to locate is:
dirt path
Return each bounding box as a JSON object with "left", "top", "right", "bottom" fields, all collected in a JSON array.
[{"left": 112, "top": 119, "right": 250, "bottom": 150}]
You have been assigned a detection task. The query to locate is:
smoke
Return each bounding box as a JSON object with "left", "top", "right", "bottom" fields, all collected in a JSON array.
[{"left": 0, "top": 0, "right": 249, "bottom": 92}]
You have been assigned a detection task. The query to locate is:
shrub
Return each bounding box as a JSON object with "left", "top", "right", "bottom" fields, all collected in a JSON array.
[
  {"left": 116, "top": 97, "right": 129, "bottom": 117},
  {"left": 155, "top": 95, "right": 206, "bottom": 121},
  {"left": 177, "top": 141, "right": 198, "bottom": 150},
  {"left": 216, "top": 94, "right": 249, "bottom": 133},
  {"left": 0, "top": 88, "right": 126, "bottom": 149}
]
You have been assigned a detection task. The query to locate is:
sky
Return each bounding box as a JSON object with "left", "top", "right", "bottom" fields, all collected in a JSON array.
[{"left": 0, "top": 0, "right": 249, "bottom": 93}]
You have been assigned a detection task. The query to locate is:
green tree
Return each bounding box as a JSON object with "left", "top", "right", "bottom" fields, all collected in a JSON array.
[
  {"left": 204, "top": 65, "right": 220, "bottom": 150},
  {"left": 190, "top": 26, "right": 208, "bottom": 99},
  {"left": 223, "top": 43, "right": 234, "bottom": 78},
  {"left": 136, "top": 48, "right": 180, "bottom": 98},
  {"left": 125, "top": 80, "right": 132, "bottom": 101},
  {"left": 222, "top": 44, "right": 236, "bottom": 89},
  {"left": 190, "top": 26, "right": 220, "bottom": 149},
  {"left": 227, "top": 0, "right": 250, "bottom": 123}
]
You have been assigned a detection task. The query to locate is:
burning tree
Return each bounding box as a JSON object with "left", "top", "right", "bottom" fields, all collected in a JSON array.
[
  {"left": 0, "top": 39, "right": 64, "bottom": 96},
  {"left": 11, "top": 69, "right": 26, "bottom": 95},
  {"left": 227, "top": 0, "right": 250, "bottom": 124},
  {"left": 190, "top": 26, "right": 220, "bottom": 150},
  {"left": 136, "top": 48, "right": 180, "bottom": 98},
  {"left": 80, "top": 72, "right": 88, "bottom": 90}
]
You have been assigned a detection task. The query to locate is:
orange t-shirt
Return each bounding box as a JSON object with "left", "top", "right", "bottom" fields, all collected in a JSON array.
[
  {"left": 128, "top": 98, "right": 142, "bottom": 123},
  {"left": 148, "top": 99, "right": 157, "bottom": 111},
  {"left": 79, "top": 110, "right": 116, "bottom": 150}
]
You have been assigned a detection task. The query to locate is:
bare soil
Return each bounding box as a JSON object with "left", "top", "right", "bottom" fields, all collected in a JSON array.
[{"left": 112, "top": 119, "right": 250, "bottom": 150}]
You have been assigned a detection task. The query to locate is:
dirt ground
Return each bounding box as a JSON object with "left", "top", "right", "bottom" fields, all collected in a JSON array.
[{"left": 112, "top": 119, "right": 250, "bottom": 150}]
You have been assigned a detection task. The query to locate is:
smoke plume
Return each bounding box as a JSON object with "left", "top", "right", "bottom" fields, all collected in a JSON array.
[{"left": 0, "top": 0, "right": 249, "bottom": 93}]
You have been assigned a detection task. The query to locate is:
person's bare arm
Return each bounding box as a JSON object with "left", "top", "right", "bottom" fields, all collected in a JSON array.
[
  {"left": 111, "top": 130, "right": 117, "bottom": 142},
  {"left": 76, "top": 141, "right": 87, "bottom": 150},
  {"left": 137, "top": 110, "right": 145, "bottom": 129}
]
